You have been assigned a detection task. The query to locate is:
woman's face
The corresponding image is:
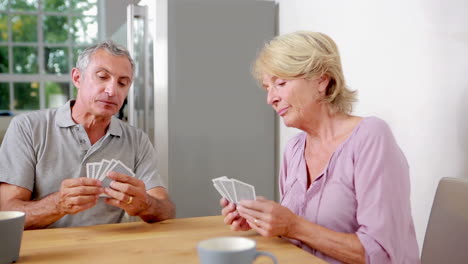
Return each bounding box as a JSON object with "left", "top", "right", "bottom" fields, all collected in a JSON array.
[{"left": 262, "top": 74, "right": 328, "bottom": 129}]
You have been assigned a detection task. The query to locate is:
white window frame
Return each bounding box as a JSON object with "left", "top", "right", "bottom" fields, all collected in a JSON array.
[{"left": 0, "top": 0, "right": 100, "bottom": 112}]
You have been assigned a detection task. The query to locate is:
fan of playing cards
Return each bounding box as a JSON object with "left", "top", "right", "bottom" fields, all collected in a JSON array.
[
  {"left": 86, "top": 159, "right": 135, "bottom": 188},
  {"left": 212, "top": 176, "right": 256, "bottom": 204}
]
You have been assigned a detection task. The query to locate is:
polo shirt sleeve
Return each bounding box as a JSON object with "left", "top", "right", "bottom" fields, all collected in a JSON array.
[
  {"left": 0, "top": 115, "right": 36, "bottom": 191},
  {"left": 353, "top": 118, "right": 416, "bottom": 263},
  {"left": 134, "top": 130, "right": 165, "bottom": 190}
]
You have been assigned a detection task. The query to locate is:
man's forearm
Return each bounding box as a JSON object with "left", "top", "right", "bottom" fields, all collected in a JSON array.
[
  {"left": 138, "top": 194, "right": 175, "bottom": 223},
  {"left": 2, "top": 193, "right": 65, "bottom": 230}
]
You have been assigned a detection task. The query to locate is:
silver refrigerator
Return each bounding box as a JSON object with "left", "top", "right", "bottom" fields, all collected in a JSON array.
[{"left": 103, "top": 0, "right": 277, "bottom": 218}]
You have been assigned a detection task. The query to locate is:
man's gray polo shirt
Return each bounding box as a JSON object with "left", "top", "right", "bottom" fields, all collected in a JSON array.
[{"left": 0, "top": 100, "right": 165, "bottom": 228}]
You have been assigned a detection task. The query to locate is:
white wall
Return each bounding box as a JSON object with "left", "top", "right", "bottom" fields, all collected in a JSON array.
[{"left": 277, "top": 0, "right": 468, "bottom": 251}]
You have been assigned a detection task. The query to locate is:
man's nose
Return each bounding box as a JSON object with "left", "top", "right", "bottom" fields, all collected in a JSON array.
[{"left": 104, "top": 82, "right": 117, "bottom": 96}]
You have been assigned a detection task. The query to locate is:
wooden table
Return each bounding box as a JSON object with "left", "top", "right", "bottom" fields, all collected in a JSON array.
[{"left": 19, "top": 215, "right": 327, "bottom": 263}]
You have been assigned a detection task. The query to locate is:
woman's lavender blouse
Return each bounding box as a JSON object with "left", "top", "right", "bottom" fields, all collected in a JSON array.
[{"left": 280, "top": 117, "right": 420, "bottom": 264}]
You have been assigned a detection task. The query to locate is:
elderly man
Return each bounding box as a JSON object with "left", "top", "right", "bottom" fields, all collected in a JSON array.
[{"left": 0, "top": 41, "right": 175, "bottom": 229}]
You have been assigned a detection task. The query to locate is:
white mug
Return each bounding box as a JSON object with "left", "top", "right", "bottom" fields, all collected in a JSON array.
[
  {"left": 197, "top": 236, "right": 277, "bottom": 264},
  {"left": 0, "top": 211, "right": 25, "bottom": 264}
]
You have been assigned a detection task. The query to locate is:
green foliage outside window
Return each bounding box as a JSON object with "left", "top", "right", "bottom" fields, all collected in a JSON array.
[
  {"left": 12, "top": 15, "right": 38, "bottom": 42},
  {"left": 0, "top": 14, "right": 7, "bottom": 42},
  {"left": 1, "top": 0, "right": 98, "bottom": 111},
  {"left": 0, "top": 47, "right": 8, "bottom": 73},
  {"left": 45, "top": 47, "right": 68, "bottom": 74},
  {"left": 44, "top": 0, "right": 67, "bottom": 12},
  {"left": 13, "top": 46, "right": 38, "bottom": 73},
  {"left": 10, "top": 0, "right": 37, "bottom": 11},
  {"left": 14, "top": 82, "right": 39, "bottom": 110},
  {"left": 0, "top": 0, "right": 7, "bottom": 10},
  {"left": 43, "top": 15, "right": 68, "bottom": 43},
  {"left": 45, "top": 82, "right": 69, "bottom": 108},
  {"left": 0, "top": 83, "right": 9, "bottom": 110}
]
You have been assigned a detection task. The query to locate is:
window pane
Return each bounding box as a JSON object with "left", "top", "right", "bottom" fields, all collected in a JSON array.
[
  {"left": 11, "top": 0, "right": 37, "bottom": 11},
  {"left": 0, "top": 83, "right": 9, "bottom": 110},
  {"left": 45, "top": 47, "right": 68, "bottom": 74},
  {"left": 70, "top": 0, "right": 97, "bottom": 16},
  {"left": 13, "top": 46, "right": 38, "bottom": 73},
  {"left": 12, "top": 15, "right": 37, "bottom": 42},
  {"left": 0, "top": 14, "right": 7, "bottom": 42},
  {"left": 44, "top": 0, "right": 67, "bottom": 12},
  {"left": 72, "top": 47, "right": 84, "bottom": 67},
  {"left": 14, "top": 82, "right": 39, "bottom": 110},
  {"left": 0, "top": 0, "right": 7, "bottom": 10},
  {"left": 0, "top": 46, "right": 8, "bottom": 73},
  {"left": 45, "top": 82, "right": 69, "bottom": 108},
  {"left": 71, "top": 16, "right": 97, "bottom": 44},
  {"left": 43, "top": 15, "right": 68, "bottom": 43}
]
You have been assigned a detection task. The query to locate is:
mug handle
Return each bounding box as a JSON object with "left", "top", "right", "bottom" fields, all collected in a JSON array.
[{"left": 255, "top": 251, "right": 278, "bottom": 264}]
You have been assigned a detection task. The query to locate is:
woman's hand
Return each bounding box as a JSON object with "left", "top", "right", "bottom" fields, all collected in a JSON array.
[
  {"left": 237, "top": 196, "right": 298, "bottom": 237},
  {"left": 220, "top": 198, "right": 251, "bottom": 231}
]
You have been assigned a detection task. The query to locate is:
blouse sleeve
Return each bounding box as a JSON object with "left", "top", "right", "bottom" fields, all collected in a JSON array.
[{"left": 353, "top": 119, "right": 417, "bottom": 263}]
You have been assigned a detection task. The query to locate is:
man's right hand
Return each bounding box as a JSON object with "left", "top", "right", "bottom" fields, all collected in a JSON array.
[
  {"left": 220, "top": 198, "right": 251, "bottom": 231},
  {"left": 55, "top": 178, "right": 104, "bottom": 215}
]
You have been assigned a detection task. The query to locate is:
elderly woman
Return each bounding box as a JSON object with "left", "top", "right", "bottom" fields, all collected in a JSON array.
[{"left": 221, "top": 31, "right": 420, "bottom": 264}]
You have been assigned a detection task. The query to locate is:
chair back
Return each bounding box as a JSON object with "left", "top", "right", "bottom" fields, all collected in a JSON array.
[{"left": 421, "top": 177, "right": 468, "bottom": 264}]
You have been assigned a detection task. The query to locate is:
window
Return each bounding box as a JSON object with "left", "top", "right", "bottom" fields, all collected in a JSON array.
[{"left": 0, "top": 0, "right": 99, "bottom": 112}]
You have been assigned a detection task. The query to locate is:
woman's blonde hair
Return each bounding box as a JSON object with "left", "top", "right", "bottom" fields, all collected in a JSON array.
[{"left": 253, "top": 31, "right": 356, "bottom": 114}]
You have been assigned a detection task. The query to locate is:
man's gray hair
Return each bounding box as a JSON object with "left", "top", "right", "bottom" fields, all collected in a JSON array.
[{"left": 75, "top": 40, "right": 135, "bottom": 74}]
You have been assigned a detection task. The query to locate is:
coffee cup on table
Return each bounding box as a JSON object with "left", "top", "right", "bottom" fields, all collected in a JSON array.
[
  {"left": 197, "top": 236, "right": 277, "bottom": 264},
  {"left": 0, "top": 211, "right": 25, "bottom": 264}
]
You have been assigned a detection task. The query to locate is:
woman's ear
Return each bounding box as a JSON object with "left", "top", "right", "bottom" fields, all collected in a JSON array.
[{"left": 317, "top": 74, "right": 330, "bottom": 93}]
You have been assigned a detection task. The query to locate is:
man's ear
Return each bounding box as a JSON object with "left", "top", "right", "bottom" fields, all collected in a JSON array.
[{"left": 71, "top": 68, "right": 81, "bottom": 89}]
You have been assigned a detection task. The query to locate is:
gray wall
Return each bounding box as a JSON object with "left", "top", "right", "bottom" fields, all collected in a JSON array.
[{"left": 167, "top": 0, "right": 277, "bottom": 217}]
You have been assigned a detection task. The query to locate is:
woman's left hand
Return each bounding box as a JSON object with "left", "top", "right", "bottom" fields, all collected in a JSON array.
[{"left": 237, "top": 196, "right": 298, "bottom": 237}]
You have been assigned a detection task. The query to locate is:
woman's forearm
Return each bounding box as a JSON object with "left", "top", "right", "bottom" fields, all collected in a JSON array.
[{"left": 287, "top": 216, "right": 366, "bottom": 264}]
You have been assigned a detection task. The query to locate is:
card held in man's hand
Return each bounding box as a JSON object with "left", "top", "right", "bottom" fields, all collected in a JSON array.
[{"left": 86, "top": 159, "right": 135, "bottom": 193}]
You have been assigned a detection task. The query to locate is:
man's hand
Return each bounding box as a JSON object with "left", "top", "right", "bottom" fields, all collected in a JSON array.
[
  {"left": 56, "top": 177, "right": 104, "bottom": 215},
  {"left": 103, "top": 171, "right": 150, "bottom": 216}
]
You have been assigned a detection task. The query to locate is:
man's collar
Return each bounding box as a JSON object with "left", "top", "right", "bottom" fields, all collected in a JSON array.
[
  {"left": 55, "top": 100, "right": 122, "bottom": 137},
  {"left": 55, "top": 100, "right": 76, "bottom": 127}
]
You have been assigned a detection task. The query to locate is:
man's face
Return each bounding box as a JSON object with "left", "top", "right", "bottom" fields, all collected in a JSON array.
[{"left": 72, "top": 49, "right": 133, "bottom": 118}]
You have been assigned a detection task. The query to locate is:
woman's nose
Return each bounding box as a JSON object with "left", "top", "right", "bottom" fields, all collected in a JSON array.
[{"left": 267, "top": 87, "right": 279, "bottom": 105}]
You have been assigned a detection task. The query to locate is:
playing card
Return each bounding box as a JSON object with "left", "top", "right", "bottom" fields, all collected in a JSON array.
[
  {"left": 212, "top": 176, "right": 229, "bottom": 200},
  {"left": 95, "top": 159, "right": 111, "bottom": 180},
  {"left": 211, "top": 176, "right": 257, "bottom": 204},
  {"left": 92, "top": 163, "right": 100, "bottom": 178},
  {"left": 86, "top": 162, "right": 101, "bottom": 179},
  {"left": 106, "top": 160, "right": 135, "bottom": 177},
  {"left": 86, "top": 163, "right": 93, "bottom": 178},
  {"left": 219, "top": 179, "right": 236, "bottom": 203},
  {"left": 213, "top": 183, "right": 229, "bottom": 200},
  {"left": 100, "top": 160, "right": 135, "bottom": 195},
  {"left": 101, "top": 177, "right": 113, "bottom": 188},
  {"left": 232, "top": 179, "right": 256, "bottom": 202}
]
